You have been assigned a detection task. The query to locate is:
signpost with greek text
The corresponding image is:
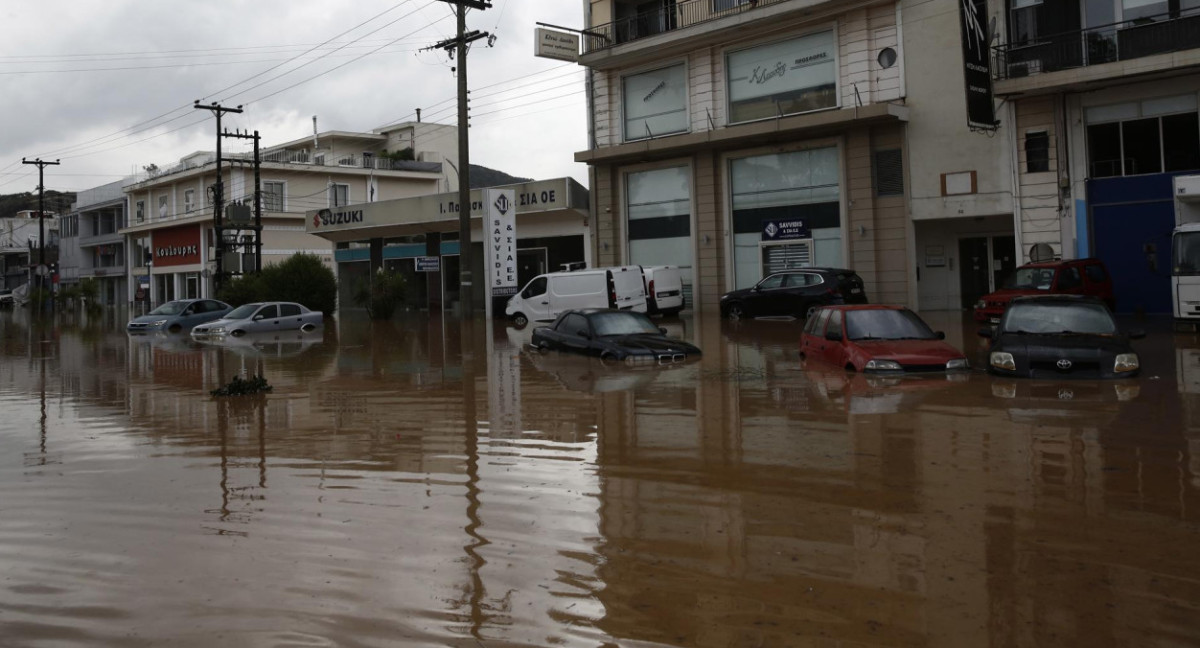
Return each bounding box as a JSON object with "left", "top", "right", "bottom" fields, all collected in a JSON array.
[{"left": 484, "top": 188, "right": 518, "bottom": 319}]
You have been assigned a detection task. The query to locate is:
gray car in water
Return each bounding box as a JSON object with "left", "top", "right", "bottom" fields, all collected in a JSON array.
[
  {"left": 191, "top": 301, "right": 323, "bottom": 338},
  {"left": 126, "top": 299, "right": 232, "bottom": 333}
]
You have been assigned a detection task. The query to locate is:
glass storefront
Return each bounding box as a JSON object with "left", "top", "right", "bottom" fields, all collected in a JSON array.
[
  {"left": 730, "top": 147, "right": 841, "bottom": 289},
  {"left": 726, "top": 31, "right": 838, "bottom": 123},
  {"left": 626, "top": 166, "right": 693, "bottom": 301}
]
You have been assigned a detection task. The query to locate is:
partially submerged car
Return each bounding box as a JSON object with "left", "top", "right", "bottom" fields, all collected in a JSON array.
[
  {"left": 192, "top": 301, "right": 322, "bottom": 338},
  {"left": 127, "top": 298, "right": 232, "bottom": 333},
  {"left": 978, "top": 295, "right": 1142, "bottom": 379},
  {"left": 974, "top": 258, "right": 1114, "bottom": 323},
  {"left": 531, "top": 308, "right": 700, "bottom": 364},
  {"left": 801, "top": 305, "right": 969, "bottom": 373}
]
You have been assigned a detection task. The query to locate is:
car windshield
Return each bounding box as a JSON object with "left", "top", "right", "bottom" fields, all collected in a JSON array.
[
  {"left": 845, "top": 309, "right": 937, "bottom": 340},
  {"left": 1003, "top": 267, "right": 1056, "bottom": 290},
  {"left": 590, "top": 312, "right": 661, "bottom": 337},
  {"left": 1174, "top": 231, "right": 1200, "bottom": 276},
  {"left": 1001, "top": 302, "right": 1117, "bottom": 335},
  {"left": 226, "top": 304, "right": 261, "bottom": 320},
  {"left": 148, "top": 300, "right": 189, "bottom": 316}
]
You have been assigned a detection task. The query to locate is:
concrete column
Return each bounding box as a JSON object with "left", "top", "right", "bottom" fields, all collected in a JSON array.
[{"left": 426, "top": 232, "right": 442, "bottom": 311}]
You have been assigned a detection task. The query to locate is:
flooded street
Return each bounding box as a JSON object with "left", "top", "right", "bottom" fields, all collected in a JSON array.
[{"left": 2, "top": 308, "right": 1200, "bottom": 647}]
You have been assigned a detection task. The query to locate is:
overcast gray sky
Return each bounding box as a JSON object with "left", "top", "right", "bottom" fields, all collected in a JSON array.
[{"left": 0, "top": 0, "right": 587, "bottom": 195}]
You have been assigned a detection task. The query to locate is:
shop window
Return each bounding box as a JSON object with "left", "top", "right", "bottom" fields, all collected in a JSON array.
[
  {"left": 626, "top": 166, "right": 693, "bottom": 300},
  {"left": 1163, "top": 112, "right": 1200, "bottom": 172},
  {"left": 1087, "top": 122, "right": 1122, "bottom": 177},
  {"left": 623, "top": 64, "right": 688, "bottom": 141},
  {"left": 1025, "top": 131, "right": 1050, "bottom": 173},
  {"left": 873, "top": 149, "right": 905, "bottom": 196},
  {"left": 726, "top": 31, "right": 837, "bottom": 123}
]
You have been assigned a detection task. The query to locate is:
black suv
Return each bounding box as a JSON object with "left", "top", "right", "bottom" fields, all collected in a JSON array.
[{"left": 720, "top": 268, "right": 867, "bottom": 320}]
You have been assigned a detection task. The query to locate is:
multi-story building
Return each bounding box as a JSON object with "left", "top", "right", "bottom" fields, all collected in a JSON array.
[
  {"left": 60, "top": 180, "right": 130, "bottom": 306},
  {"left": 1, "top": 210, "right": 58, "bottom": 291},
  {"left": 990, "top": 0, "right": 1200, "bottom": 314},
  {"left": 119, "top": 121, "right": 459, "bottom": 307}
]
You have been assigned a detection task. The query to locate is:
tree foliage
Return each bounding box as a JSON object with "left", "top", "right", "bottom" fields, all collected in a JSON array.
[
  {"left": 353, "top": 268, "right": 407, "bottom": 320},
  {"left": 217, "top": 253, "right": 337, "bottom": 315}
]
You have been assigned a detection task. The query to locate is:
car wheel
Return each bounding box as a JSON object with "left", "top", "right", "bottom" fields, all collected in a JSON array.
[
  {"left": 511, "top": 312, "right": 528, "bottom": 327},
  {"left": 300, "top": 323, "right": 316, "bottom": 332},
  {"left": 600, "top": 350, "right": 620, "bottom": 364},
  {"left": 726, "top": 303, "right": 745, "bottom": 321},
  {"left": 231, "top": 330, "right": 245, "bottom": 337}
]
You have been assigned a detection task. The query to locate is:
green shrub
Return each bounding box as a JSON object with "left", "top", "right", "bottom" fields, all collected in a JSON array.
[
  {"left": 217, "top": 253, "right": 337, "bottom": 315},
  {"left": 353, "top": 268, "right": 407, "bottom": 320}
]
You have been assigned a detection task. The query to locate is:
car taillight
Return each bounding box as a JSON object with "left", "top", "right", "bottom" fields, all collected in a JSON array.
[{"left": 648, "top": 279, "right": 655, "bottom": 297}]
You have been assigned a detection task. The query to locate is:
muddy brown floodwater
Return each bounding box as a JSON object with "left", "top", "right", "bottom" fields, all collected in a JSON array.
[{"left": 1, "top": 308, "right": 1199, "bottom": 647}]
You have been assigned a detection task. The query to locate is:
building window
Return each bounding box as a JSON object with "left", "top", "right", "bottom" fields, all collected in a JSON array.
[
  {"left": 263, "top": 181, "right": 285, "bottom": 212},
  {"left": 1025, "top": 131, "right": 1050, "bottom": 173},
  {"left": 136, "top": 200, "right": 145, "bottom": 224},
  {"left": 330, "top": 183, "right": 349, "bottom": 207},
  {"left": 184, "top": 189, "right": 195, "bottom": 213},
  {"left": 626, "top": 166, "right": 693, "bottom": 301},
  {"left": 158, "top": 195, "right": 168, "bottom": 219},
  {"left": 623, "top": 64, "right": 688, "bottom": 141},
  {"left": 1010, "top": 0, "right": 1042, "bottom": 45},
  {"left": 873, "top": 149, "right": 905, "bottom": 195},
  {"left": 726, "top": 31, "right": 838, "bottom": 124},
  {"left": 729, "top": 147, "right": 841, "bottom": 289},
  {"left": 1085, "top": 94, "right": 1200, "bottom": 177}
]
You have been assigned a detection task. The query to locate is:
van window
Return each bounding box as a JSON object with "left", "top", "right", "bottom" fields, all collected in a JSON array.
[
  {"left": 553, "top": 274, "right": 601, "bottom": 296},
  {"left": 1056, "top": 267, "right": 1082, "bottom": 290},
  {"left": 1084, "top": 264, "right": 1108, "bottom": 284},
  {"left": 522, "top": 277, "right": 548, "bottom": 298}
]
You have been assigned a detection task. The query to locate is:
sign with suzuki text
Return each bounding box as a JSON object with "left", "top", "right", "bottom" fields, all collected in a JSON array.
[{"left": 485, "top": 188, "right": 518, "bottom": 298}]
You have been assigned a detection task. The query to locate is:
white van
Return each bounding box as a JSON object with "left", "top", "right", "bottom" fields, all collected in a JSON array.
[
  {"left": 505, "top": 266, "right": 647, "bottom": 326},
  {"left": 641, "top": 265, "right": 685, "bottom": 316}
]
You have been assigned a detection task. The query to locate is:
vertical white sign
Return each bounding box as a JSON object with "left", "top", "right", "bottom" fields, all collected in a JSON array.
[{"left": 485, "top": 188, "right": 518, "bottom": 301}]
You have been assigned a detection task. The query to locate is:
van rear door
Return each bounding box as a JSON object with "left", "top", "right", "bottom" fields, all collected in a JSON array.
[{"left": 606, "top": 266, "right": 648, "bottom": 312}]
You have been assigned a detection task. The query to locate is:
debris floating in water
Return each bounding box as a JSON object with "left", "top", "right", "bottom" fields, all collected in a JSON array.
[{"left": 210, "top": 374, "right": 273, "bottom": 397}]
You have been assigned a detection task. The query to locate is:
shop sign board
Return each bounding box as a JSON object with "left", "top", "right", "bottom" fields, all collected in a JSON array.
[
  {"left": 534, "top": 28, "right": 579, "bottom": 62},
  {"left": 761, "top": 219, "right": 810, "bottom": 241},
  {"left": 416, "top": 256, "right": 440, "bottom": 272},
  {"left": 485, "top": 188, "right": 518, "bottom": 298}
]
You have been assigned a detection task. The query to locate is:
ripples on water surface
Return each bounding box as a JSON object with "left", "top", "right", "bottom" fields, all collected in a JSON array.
[{"left": 1, "top": 308, "right": 1200, "bottom": 647}]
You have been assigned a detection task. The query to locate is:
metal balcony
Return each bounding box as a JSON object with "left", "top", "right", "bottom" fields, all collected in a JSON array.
[
  {"left": 994, "top": 7, "right": 1200, "bottom": 81},
  {"left": 585, "top": 0, "right": 790, "bottom": 53}
]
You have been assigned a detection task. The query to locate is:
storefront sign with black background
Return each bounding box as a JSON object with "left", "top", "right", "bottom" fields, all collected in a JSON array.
[
  {"left": 761, "top": 219, "right": 811, "bottom": 241},
  {"left": 959, "top": 0, "right": 997, "bottom": 131}
]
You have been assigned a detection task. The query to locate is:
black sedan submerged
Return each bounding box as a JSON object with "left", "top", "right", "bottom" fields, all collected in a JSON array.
[
  {"left": 531, "top": 309, "right": 701, "bottom": 365},
  {"left": 978, "top": 295, "right": 1143, "bottom": 379}
]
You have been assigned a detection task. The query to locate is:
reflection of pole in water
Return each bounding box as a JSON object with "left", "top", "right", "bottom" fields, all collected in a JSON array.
[{"left": 461, "top": 317, "right": 489, "bottom": 639}]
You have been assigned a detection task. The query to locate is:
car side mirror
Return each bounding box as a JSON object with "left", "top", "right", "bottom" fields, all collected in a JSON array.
[
  {"left": 575, "top": 329, "right": 591, "bottom": 339},
  {"left": 1128, "top": 329, "right": 1146, "bottom": 340},
  {"left": 825, "top": 329, "right": 843, "bottom": 342},
  {"left": 977, "top": 326, "right": 993, "bottom": 338},
  {"left": 935, "top": 331, "right": 946, "bottom": 340},
  {"left": 253, "top": 315, "right": 264, "bottom": 321},
  {"left": 659, "top": 327, "right": 668, "bottom": 334},
  {"left": 750, "top": 287, "right": 759, "bottom": 293}
]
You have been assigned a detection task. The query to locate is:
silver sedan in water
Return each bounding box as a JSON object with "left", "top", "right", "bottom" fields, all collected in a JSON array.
[{"left": 191, "top": 301, "right": 322, "bottom": 338}]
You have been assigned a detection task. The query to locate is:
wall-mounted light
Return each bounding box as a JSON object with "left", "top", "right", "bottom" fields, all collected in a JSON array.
[
  {"left": 702, "top": 234, "right": 711, "bottom": 245},
  {"left": 602, "top": 241, "right": 609, "bottom": 251},
  {"left": 857, "top": 225, "right": 867, "bottom": 236}
]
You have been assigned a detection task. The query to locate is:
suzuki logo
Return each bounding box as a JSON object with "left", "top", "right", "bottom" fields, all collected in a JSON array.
[{"left": 1056, "top": 359, "right": 1073, "bottom": 370}]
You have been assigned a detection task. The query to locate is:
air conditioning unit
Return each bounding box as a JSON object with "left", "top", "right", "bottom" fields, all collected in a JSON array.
[{"left": 1007, "top": 59, "right": 1041, "bottom": 78}]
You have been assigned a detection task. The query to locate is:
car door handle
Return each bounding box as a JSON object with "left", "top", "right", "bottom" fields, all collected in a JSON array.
[{"left": 539, "top": 301, "right": 548, "bottom": 305}]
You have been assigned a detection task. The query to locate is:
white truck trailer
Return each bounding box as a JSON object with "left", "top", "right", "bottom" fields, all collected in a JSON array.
[{"left": 1173, "top": 174, "right": 1200, "bottom": 330}]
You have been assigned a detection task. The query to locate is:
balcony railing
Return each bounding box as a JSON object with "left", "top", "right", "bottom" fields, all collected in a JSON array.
[
  {"left": 994, "top": 7, "right": 1200, "bottom": 80},
  {"left": 585, "top": 0, "right": 789, "bottom": 53}
]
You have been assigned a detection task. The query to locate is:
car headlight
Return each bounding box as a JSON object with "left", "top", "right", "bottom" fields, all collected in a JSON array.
[
  {"left": 150, "top": 319, "right": 168, "bottom": 327},
  {"left": 1114, "top": 353, "right": 1139, "bottom": 373},
  {"left": 990, "top": 351, "right": 1016, "bottom": 371},
  {"left": 210, "top": 327, "right": 226, "bottom": 334},
  {"left": 946, "top": 358, "right": 970, "bottom": 370},
  {"left": 864, "top": 359, "right": 902, "bottom": 372},
  {"left": 720, "top": 294, "right": 730, "bottom": 300}
]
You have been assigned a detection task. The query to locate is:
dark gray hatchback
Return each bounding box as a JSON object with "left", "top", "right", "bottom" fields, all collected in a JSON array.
[{"left": 719, "top": 268, "right": 867, "bottom": 320}]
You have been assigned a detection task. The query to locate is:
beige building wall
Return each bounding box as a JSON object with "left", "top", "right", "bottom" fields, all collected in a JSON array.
[{"left": 1014, "top": 96, "right": 1063, "bottom": 258}]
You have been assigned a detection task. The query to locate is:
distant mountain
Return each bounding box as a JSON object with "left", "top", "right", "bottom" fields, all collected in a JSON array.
[
  {"left": 468, "top": 164, "right": 531, "bottom": 189},
  {"left": 0, "top": 191, "right": 76, "bottom": 219}
]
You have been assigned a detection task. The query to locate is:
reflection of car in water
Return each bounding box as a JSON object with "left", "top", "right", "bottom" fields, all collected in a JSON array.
[
  {"left": 192, "top": 301, "right": 323, "bottom": 338},
  {"left": 125, "top": 330, "right": 202, "bottom": 352},
  {"left": 800, "top": 362, "right": 970, "bottom": 415},
  {"left": 979, "top": 295, "right": 1143, "bottom": 379},
  {"left": 801, "top": 305, "right": 969, "bottom": 373},
  {"left": 531, "top": 309, "right": 700, "bottom": 364},
  {"left": 193, "top": 330, "right": 323, "bottom": 358},
  {"left": 523, "top": 347, "right": 698, "bottom": 393},
  {"left": 127, "top": 299, "right": 232, "bottom": 333}
]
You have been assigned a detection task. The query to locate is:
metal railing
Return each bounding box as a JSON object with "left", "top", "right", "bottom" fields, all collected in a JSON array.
[
  {"left": 584, "top": 0, "right": 790, "bottom": 53},
  {"left": 994, "top": 7, "right": 1200, "bottom": 80}
]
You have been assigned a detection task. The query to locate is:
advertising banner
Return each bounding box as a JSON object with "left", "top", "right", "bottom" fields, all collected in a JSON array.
[
  {"left": 485, "top": 188, "right": 518, "bottom": 298},
  {"left": 959, "top": 0, "right": 998, "bottom": 130}
]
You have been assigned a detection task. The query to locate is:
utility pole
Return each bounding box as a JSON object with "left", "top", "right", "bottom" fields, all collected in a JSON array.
[
  {"left": 21, "top": 158, "right": 60, "bottom": 295},
  {"left": 224, "top": 129, "right": 263, "bottom": 275},
  {"left": 428, "top": 0, "right": 492, "bottom": 318},
  {"left": 194, "top": 101, "right": 243, "bottom": 295}
]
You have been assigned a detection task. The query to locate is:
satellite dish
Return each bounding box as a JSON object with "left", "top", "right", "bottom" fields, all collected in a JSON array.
[{"left": 1030, "top": 243, "right": 1055, "bottom": 262}]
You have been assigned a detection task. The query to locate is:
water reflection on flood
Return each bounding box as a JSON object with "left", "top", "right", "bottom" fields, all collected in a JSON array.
[{"left": 1, "top": 307, "right": 1200, "bottom": 646}]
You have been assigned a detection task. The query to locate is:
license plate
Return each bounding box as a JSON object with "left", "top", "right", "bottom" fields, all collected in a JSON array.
[{"left": 850, "top": 288, "right": 862, "bottom": 294}]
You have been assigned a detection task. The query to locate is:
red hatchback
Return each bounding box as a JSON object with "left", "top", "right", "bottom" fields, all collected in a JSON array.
[
  {"left": 973, "top": 258, "right": 1114, "bottom": 323},
  {"left": 800, "top": 305, "right": 969, "bottom": 373}
]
